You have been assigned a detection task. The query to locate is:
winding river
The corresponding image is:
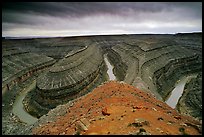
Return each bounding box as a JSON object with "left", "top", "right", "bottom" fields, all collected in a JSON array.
[
  {"left": 104, "top": 54, "right": 116, "bottom": 81},
  {"left": 165, "top": 74, "right": 198, "bottom": 109},
  {"left": 12, "top": 56, "right": 197, "bottom": 124},
  {"left": 12, "top": 80, "right": 38, "bottom": 125},
  {"left": 12, "top": 54, "right": 116, "bottom": 125}
]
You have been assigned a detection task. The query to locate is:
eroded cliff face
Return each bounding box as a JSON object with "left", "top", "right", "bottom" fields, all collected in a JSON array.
[
  {"left": 108, "top": 36, "right": 202, "bottom": 101},
  {"left": 29, "top": 81, "right": 201, "bottom": 135},
  {"left": 177, "top": 72, "right": 202, "bottom": 120},
  {"left": 23, "top": 44, "right": 108, "bottom": 118},
  {"left": 2, "top": 48, "right": 56, "bottom": 95}
]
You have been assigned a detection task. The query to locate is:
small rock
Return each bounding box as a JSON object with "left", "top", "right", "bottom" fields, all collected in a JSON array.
[
  {"left": 119, "top": 118, "right": 123, "bottom": 121},
  {"left": 167, "top": 122, "right": 172, "bottom": 125},
  {"left": 89, "top": 118, "right": 96, "bottom": 122},
  {"left": 152, "top": 107, "right": 157, "bottom": 111},
  {"left": 121, "top": 114, "right": 126, "bottom": 117},
  {"left": 65, "top": 127, "right": 69, "bottom": 131},
  {"left": 180, "top": 123, "right": 187, "bottom": 127},
  {"left": 156, "top": 128, "right": 161, "bottom": 131},
  {"left": 76, "top": 121, "right": 88, "bottom": 131},
  {"left": 135, "top": 128, "right": 151, "bottom": 135},
  {"left": 137, "top": 131, "right": 151, "bottom": 135},
  {"left": 70, "top": 103, "right": 74, "bottom": 107},
  {"left": 167, "top": 121, "right": 174, "bottom": 125},
  {"left": 156, "top": 104, "right": 162, "bottom": 108},
  {"left": 157, "top": 117, "right": 164, "bottom": 121},
  {"left": 131, "top": 118, "right": 150, "bottom": 127},
  {"left": 156, "top": 128, "right": 164, "bottom": 133},
  {"left": 160, "top": 130, "right": 164, "bottom": 133},
  {"left": 102, "top": 107, "right": 110, "bottom": 116},
  {"left": 174, "top": 116, "right": 181, "bottom": 120},
  {"left": 80, "top": 118, "right": 90, "bottom": 128},
  {"left": 98, "top": 116, "right": 105, "bottom": 120},
  {"left": 133, "top": 106, "right": 143, "bottom": 109}
]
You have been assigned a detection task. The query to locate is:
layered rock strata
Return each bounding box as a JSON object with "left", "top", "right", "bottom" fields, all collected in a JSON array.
[
  {"left": 2, "top": 48, "right": 56, "bottom": 95},
  {"left": 2, "top": 33, "right": 202, "bottom": 134},
  {"left": 105, "top": 49, "right": 128, "bottom": 81},
  {"left": 110, "top": 36, "right": 202, "bottom": 101},
  {"left": 24, "top": 45, "right": 107, "bottom": 117},
  {"left": 177, "top": 72, "right": 202, "bottom": 120},
  {"left": 2, "top": 38, "right": 89, "bottom": 60}
]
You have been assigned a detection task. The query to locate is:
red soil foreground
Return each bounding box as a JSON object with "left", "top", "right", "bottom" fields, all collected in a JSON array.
[{"left": 32, "top": 81, "right": 202, "bottom": 135}]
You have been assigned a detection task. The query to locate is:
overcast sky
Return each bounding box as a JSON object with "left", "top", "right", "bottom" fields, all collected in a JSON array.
[{"left": 2, "top": 2, "right": 202, "bottom": 37}]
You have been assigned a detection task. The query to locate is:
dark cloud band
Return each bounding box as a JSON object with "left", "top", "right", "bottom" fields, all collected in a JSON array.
[{"left": 2, "top": 2, "right": 202, "bottom": 37}]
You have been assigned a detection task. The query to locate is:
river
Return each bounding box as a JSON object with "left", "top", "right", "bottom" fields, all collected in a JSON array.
[
  {"left": 104, "top": 54, "right": 116, "bottom": 81},
  {"left": 12, "top": 80, "right": 38, "bottom": 125},
  {"left": 165, "top": 74, "right": 197, "bottom": 109}
]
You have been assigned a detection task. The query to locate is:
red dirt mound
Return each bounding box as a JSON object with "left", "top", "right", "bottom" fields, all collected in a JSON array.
[{"left": 32, "top": 81, "right": 201, "bottom": 135}]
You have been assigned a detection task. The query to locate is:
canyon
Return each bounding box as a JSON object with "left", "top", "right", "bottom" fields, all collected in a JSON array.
[{"left": 2, "top": 33, "right": 202, "bottom": 135}]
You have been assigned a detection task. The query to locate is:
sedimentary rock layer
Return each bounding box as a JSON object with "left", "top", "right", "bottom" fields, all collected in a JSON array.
[
  {"left": 177, "top": 72, "right": 202, "bottom": 120},
  {"left": 2, "top": 33, "right": 202, "bottom": 134},
  {"left": 2, "top": 37, "right": 88, "bottom": 59},
  {"left": 108, "top": 35, "right": 202, "bottom": 101},
  {"left": 2, "top": 48, "right": 56, "bottom": 95},
  {"left": 105, "top": 49, "right": 128, "bottom": 81},
  {"left": 24, "top": 44, "right": 107, "bottom": 117}
]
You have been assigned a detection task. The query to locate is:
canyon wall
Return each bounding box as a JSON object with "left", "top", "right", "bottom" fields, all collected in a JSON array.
[
  {"left": 2, "top": 33, "right": 202, "bottom": 134},
  {"left": 177, "top": 72, "right": 202, "bottom": 120},
  {"left": 23, "top": 44, "right": 107, "bottom": 117}
]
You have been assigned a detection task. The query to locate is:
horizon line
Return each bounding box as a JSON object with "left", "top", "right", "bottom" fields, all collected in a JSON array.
[{"left": 2, "top": 31, "right": 202, "bottom": 39}]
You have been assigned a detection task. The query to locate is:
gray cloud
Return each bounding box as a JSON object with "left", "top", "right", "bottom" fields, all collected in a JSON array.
[{"left": 2, "top": 2, "right": 202, "bottom": 37}]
